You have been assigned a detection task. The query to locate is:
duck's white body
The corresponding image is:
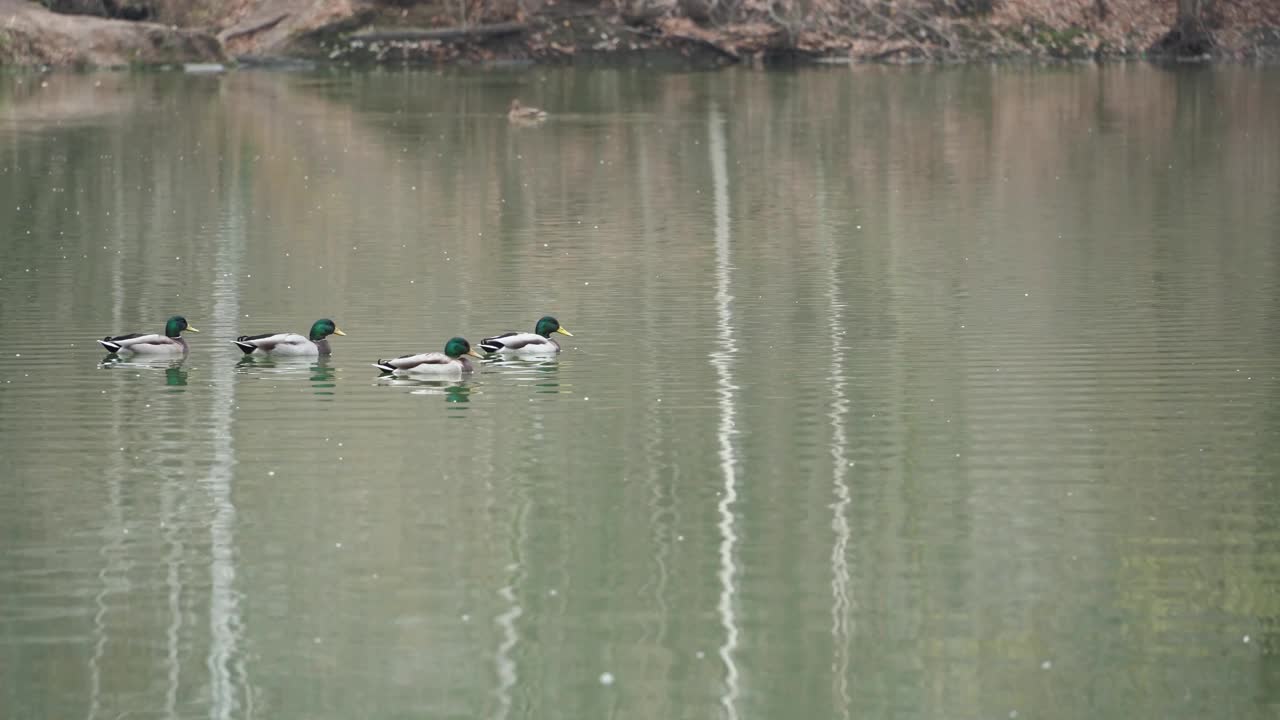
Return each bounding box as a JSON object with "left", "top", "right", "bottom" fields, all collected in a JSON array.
[
  {"left": 233, "top": 333, "right": 329, "bottom": 356},
  {"left": 478, "top": 332, "right": 561, "bottom": 356},
  {"left": 97, "top": 317, "right": 197, "bottom": 356},
  {"left": 373, "top": 353, "right": 477, "bottom": 378},
  {"left": 233, "top": 320, "right": 343, "bottom": 356},
  {"left": 98, "top": 334, "right": 189, "bottom": 355}
]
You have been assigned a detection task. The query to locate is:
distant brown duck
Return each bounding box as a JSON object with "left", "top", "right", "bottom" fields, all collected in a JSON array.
[{"left": 508, "top": 99, "right": 548, "bottom": 124}]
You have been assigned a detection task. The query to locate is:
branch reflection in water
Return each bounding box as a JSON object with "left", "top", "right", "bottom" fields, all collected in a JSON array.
[
  {"left": 709, "top": 102, "right": 741, "bottom": 720},
  {"left": 818, "top": 162, "right": 854, "bottom": 720}
]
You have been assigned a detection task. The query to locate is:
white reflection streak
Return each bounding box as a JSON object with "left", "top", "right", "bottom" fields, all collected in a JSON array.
[
  {"left": 709, "top": 104, "right": 741, "bottom": 720},
  {"left": 494, "top": 482, "right": 530, "bottom": 720},
  {"left": 207, "top": 196, "right": 248, "bottom": 720},
  {"left": 638, "top": 118, "right": 671, "bottom": 655},
  {"left": 164, "top": 493, "right": 184, "bottom": 719},
  {"left": 493, "top": 568, "right": 523, "bottom": 720},
  {"left": 820, "top": 167, "right": 853, "bottom": 720},
  {"left": 88, "top": 185, "right": 130, "bottom": 720},
  {"left": 86, "top": 464, "right": 125, "bottom": 720},
  {"left": 206, "top": 395, "right": 241, "bottom": 720},
  {"left": 493, "top": 586, "right": 522, "bottom": 720},
  {"left": 494, "top": 413, "right": 534, "bottom": 720}
]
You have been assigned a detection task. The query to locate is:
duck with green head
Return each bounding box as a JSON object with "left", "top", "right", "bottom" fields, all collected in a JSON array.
[
  {"left": 98, "top": 315, "right": 198, "bottom": 355},
  {"left": 373, "top": 336, "right": 484, "bottom": 377},
  {"left": 479, "top": 316, "right": 573, "bottom": 356},
  {"left": 233, "top": 318, "right": 346, "bottom": 356}
]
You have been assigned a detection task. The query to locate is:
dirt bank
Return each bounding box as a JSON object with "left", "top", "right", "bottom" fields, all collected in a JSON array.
[
  {"left": 321, "top": 0, "right": 1280, "bottom": 66},
  {"left": 6, "top": 0, "right": 1280, "bottom": 68}
]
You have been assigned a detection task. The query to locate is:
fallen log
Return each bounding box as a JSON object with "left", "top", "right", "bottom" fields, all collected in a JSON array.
[
  {"left": 220, "top": 13, "right": 289, "bottom": 44},
  {"left": 348, "top": 23, "right": 527, "bottom": 44},
  {"left": 669, "top": 32, "right": 741, "bottom": 61}
]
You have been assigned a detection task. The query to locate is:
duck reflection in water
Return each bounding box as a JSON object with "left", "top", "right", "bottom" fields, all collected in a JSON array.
[
  {"left": 376, "top": 376, "right": 472, "bottom": 403},
  {"left": 98, "top": 356, "right": 189, "bottom": 388},
  {"left": 309, "top": 359, "right": 334, "bottom": 381},
  {"left": 482, "top": 355, "right": 564, "bottom": 394},
  {"left": 309, "top": 358, "right": 336, "bottom": 396},
  {"left": 166, "top": 366, "right": 188, "bottom": 387},
  {"left": 236, "top": 355, "right": 337, "bottom": 396}
]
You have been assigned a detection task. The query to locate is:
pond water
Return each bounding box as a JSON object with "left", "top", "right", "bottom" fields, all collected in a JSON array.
[{"left": 1, "top": 64, "right": 1278, "bottom": 719}]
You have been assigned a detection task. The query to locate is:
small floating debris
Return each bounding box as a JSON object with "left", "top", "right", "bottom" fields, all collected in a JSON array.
[
  {"left": 599, "top": 672, "right": 615, "bottom": 686},
  {"left": 184, "top": 63, "right": 227, "bottom": 74}
]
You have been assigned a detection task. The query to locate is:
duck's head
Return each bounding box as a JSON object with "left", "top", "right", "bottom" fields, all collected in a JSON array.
[
  {"left": 509, "top": 99, "right": 523, "bottom": 112},
  {"left": 165, "top": 315, "right": 198, "bottom": 338},
  {"left": 309, "top": 318, "right": 346, "bottom": 341},
  {"left": 445, "top": 336, "right": 484, "bottom": 359},
  {"left": 535, "top": 315, "right": 573, "bottom": 338}
]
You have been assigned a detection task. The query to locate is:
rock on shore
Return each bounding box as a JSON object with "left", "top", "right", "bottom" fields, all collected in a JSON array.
[{"left": 0, "top": 0, "right": 224, "bottom": 66}]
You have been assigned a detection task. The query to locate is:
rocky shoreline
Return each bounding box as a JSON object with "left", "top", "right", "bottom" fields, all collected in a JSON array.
[{"left": 1, "top": 0, "right": 1277, "bottom": 69}]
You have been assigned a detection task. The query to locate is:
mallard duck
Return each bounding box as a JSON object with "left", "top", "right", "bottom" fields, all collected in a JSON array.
[
  {"left": 508, "top": 98, "right": 548, "bottom": 124},
  {"left": 479, "top": 315, "right": 572, "bottom": 356},
  {"left": 373, "top": 336, "right": 484, "bottom": 378},
  {"left": 232, "top": 318, "right": 346, "bottom": 356},
  {"left": 98, "top": 315, "right": 198, "bottom": 355}
]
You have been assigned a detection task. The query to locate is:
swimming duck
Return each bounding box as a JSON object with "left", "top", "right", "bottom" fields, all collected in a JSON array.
[
  {"left": 232, "top": 318, "right": 346, "bottom": 356},
  {"left": 98, "top": 315, "right": 198, "bottom": 355},
  {"left": 508, "top": 99, "right": 548, "bottom": 124},
  {"left": 373, "top": 336, "right": 484, "bottom": 378},
  {"left": 479, "top": 316, "right": 572, "bottom": 356}
]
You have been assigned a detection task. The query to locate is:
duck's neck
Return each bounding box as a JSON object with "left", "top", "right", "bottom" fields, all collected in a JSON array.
[
  {"left": 313, "top": 338, "right": 331, "bottom": 355},
  {"left": 457, "top": 356, "right": 475, "bottom": 372}
]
